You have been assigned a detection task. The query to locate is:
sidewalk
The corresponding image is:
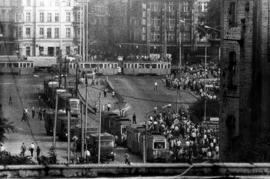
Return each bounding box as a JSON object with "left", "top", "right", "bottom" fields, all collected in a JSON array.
[{"left": 78, "top": 78, "right": 127, "bottom": 118}]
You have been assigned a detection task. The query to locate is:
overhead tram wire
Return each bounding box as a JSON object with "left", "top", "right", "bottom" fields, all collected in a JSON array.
[{"left": 2, "top": 38, "right": 38, "bottom": 146}]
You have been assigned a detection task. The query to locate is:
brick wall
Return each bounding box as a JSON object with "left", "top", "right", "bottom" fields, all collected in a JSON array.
[{"left": 221, "top": 0, "right": 270, "bottom": 162}]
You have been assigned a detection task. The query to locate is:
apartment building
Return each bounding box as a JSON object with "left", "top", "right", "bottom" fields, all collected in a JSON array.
[
  {"left": 0, "top": 0, "right": 18, "bottom": 55},
  {"left": 15, "top": 0, "right": 78, "bottom": 57}
]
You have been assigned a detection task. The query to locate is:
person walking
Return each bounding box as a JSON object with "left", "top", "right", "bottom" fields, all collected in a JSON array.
[
  {"left": 124, "top": 153, "right": 131, "bottom": 165},
  {"left": 107, "top": 103, "right": 111, "bottom": 112},
  {"left": 20, "top": 143, "right": 26, "bottom": 157},
  {"left": 31, "top": 106, "right": 35, "bottom": 119},
  {"left": 29, "top": 142, "right": 35, "bottom": 157},
  {"left": 132, "top": 113, "right": 137, "bottom": 124},
  {"left": 103, "top": 90, "right": 107, "bottom": 98},
  {"left": 154, "top": 81, "right": 158, "bottom": 91},
  {"left": 38, "top": 108, "right": 42, "bottom": 120},
  {"left": 22, "top": 108, "right": 28, "bottom": 122},
  {"left": 9, "top": 96, "right": 12, "bottom": 105},
  {"left": 42, "top": 109, "right": 46, "bottom": 120},
  {"left": 36, "top": 145, "right": 41, "bottom": 158}
]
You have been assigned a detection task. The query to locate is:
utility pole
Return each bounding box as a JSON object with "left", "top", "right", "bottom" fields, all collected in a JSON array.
[
  {"left": 33, "top": 0, "right": 36, "bottom": 56},
  {"left": 204, "top": 46, "right": 207, "bottom": 121},
  {"left": 143, "top": 121, "right": 147, "bottom": 163},
  {"left": 67, "top": 110, "right": 71, "bottom": 164},
  {"left": 53, "top": 93, "right": 59, "bottom": 148},
  {"left": 64, "top": 57, "right": 67, "bottom": 89},
  {"left": 146, "top": 7, "right": 151, "bottom": 57},
  {"left": 86, "top": 1, "right": 89, "bottom": 62},
  {"left": 98, "top": 92, "right": 101, "bottom": 164},
  {"left": 84, "top": 77, "right": 88, "bottom": 155},
  {"left": 80, "top": 102, "right": 84, "bottom": 158}
]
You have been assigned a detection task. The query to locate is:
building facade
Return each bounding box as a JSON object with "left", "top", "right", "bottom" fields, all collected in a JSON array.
[
  {"left": 124, "top": 0, "right": 212, "bottom": 64},
  {"left": 0, "top": 0, "right": 18, "bottom": 55},
  {"left": 220, "top": 0, "right": 270, "bottom": 162},
  {"left": 15, "top": 0, "right": 78, "bottom": 57}
]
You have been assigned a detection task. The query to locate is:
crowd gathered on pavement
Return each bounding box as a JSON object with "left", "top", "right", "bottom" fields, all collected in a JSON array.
[
  {"left": 146, "top": 105, "right": 219, "bottom": 162},
  {"left": 165, "top": 62, "right": 220, "bottom": 100}
]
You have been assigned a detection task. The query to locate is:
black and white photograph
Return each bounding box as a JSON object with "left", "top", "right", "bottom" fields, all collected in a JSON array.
[{"left": 0, "top": 0, "right": 269, "bottom": 178}]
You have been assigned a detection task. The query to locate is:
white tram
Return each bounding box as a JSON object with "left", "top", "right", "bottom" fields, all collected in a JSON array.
[
  {"left": 69, "top": 61, "right": 120, "bottom": 76},
  {"left": 0, "top": 61, "right": 34, "bottom": 75},
  {"left": 123, "top": 61, "right": 171, "bottom": 75}
]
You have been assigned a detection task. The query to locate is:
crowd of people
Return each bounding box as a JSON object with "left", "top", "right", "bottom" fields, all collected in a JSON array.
[
  {"left": 146, "top": 105, "right": 219, "bottom": 162},
  {"left": 165, "top": 62, "right": 220, "bottom": 100}
]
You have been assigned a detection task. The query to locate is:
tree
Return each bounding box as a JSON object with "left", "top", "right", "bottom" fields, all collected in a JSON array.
[{"left": 189, "top": 98, "right": 220, "bottom": 123}]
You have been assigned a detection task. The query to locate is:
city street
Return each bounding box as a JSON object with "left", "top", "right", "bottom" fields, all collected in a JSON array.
[
  {"left": 109, "top": 75, "right": 198, "bottom": 123},
  {"left": 0, "top": 72, "right": 69, "bottom": 163}
]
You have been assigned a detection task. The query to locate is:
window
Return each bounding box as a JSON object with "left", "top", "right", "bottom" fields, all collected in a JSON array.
[
  {"left": 26, "top": 47, "right": 31, "bottom": 56},
  {"left": 55, "top": 28, "right": 59, "bottom": 38},
  {"left": 150, "top": 2, "right": 159, "bottom": 12},
  {"left": 66, "top": 0, "right": 70, "bottom": 6},
  {"left": 168, "top": 2, "right": 174, "bottom": 12},
  {"left": 56, "top": 47, "right": 60, "bottom": 56},
  {"left": 151, "top": 32, "right": 160, "bottom": 42},
  {"left": 55, "top": 13, "right": 59, "bottom": 22},
  {"left": 142, "top": 27, "right": 146, "bottom": 33},
  {"left": 40, "top": 12, "right": 44, "bottom": 22},
  {"left": 26, "top": 27, "right": 31, "bottom": 37},
  {"left": 39, "top": 47, "right": 44, "bottom": 55},
  {"left": 47, "top": 28, "right": 52, "bottom": 38},
  {"left": 142, "top": 19, "right": 146, "bottom": 25},
  {"left": 40, "top": 0, "right": 44, "bottom": 6},
  {"left": 168, "top": 33, "right": 175, "bottom": 42},
  {"left": 47, "top": 13, "right": 52, "bottom": 22},
  {"left": 142, "top": 11, "right": 146, "bottom": 17},
  {"left": 18, "top": 27, "right": 22, "bottom": 38},
  {"left": 66, "top": 28, "right": 71, "bottom": 38},
  {"left": 26, "top": 0, "right": 31, "bottom": 6},
  {"left": 66, "top": 46, "right": 70, "bottom": 55},
  {"left": 39, "top": 27, "right": 44, "bottom": 37},
  {"left": 228, "top": 2, "right": 237, "bottom": 27},
  {"left": 168, "top": 18, "right": 175, "bottom": 31},
  {"left": 183, "top": 1, "right": 189, "bottom": 12},
  {"left": 152, "top": 18, "right": 160, "bottom": 30},
  {"left": 55, "top": 0, "right": 60, "bottom": 6},
  {"left": 26, "top": 12, "right": 31, "bottom": 22},
  {"left": 142, "top": 34, "right": 146, "bottom": 41},
  {"left": 77, "top": 12, "right": 80, "bottom": 22},
  {"left": 66, "top": 12, "right": 71, "bottom": 22}
]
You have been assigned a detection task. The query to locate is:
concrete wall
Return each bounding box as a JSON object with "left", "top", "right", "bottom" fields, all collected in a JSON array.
[{"left": 3, "top": 163, "right": 270, "bottom": 178}]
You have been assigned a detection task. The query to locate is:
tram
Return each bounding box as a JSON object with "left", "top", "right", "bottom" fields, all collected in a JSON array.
[
  {"left": 123, "top": 61, "right": 171, "bottom": 75},
  {"left": 69, "top": 61, "right": 171, "bottom": 76},
  {"left": 0, "top": 61, "right": 34, "bottom": 75},
  {"left": 69, "top": 61, "right": 120, "bottom": 76}
]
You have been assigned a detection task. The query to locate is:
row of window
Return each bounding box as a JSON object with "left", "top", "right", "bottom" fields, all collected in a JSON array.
[
  {"left": 149, "top": 2, "right": 189, "bottom": 13},
  {"left": 21, "top": 11, "right": 72, "bottom": 23},
  {"left": 19, "top": 27, "right": 72, "bottom": 38},
  {"left": 25, "top": 46, "right": 71, "bottom": 56},
  {"left": 77, "top": 63, "right": 118, "bottom": 69},
  {"left": 0, "top": 62, "right": 33, "bottom": 68},
  {"left": 124, "top": 63, "right": 170, "bottom": 69},
  {"left": 24, "top": 0, "right": 71, "bottom": 7}
]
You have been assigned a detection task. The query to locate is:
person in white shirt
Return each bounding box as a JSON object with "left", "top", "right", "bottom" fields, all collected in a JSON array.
[
  {"left": 29, "top": 142, "right": 35, "bottom": 157},
  {"left": 85, "top": 149, "right": 91, "bottom": 163},
  {"left": 154, "top": 81, "right": 158, "bottom": 91}
]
